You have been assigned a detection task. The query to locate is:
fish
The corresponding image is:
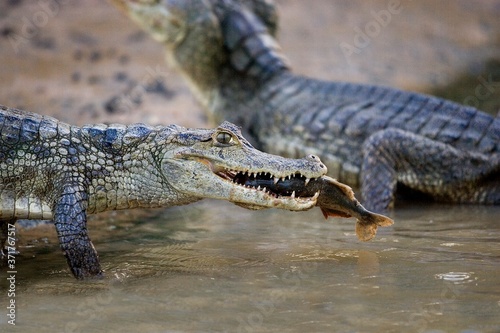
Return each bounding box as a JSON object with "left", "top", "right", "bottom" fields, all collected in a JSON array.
[{"left": 244, "top": 175, "right": 394, "bottom": 241}]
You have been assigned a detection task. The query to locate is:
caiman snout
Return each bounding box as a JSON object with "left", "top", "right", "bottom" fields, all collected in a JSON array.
[{"left": 306, "top": 154, "right": 327, "bottom": 171}]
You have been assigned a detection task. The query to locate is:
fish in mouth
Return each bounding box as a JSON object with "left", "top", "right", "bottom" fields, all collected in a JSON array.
[{"left": 242, "top": 174, "right": 394, "bottom": 241}]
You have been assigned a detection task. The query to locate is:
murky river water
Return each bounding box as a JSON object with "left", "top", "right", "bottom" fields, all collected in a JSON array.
[{"left": 1, "top": 201, "right": 499, "bottom": 333}]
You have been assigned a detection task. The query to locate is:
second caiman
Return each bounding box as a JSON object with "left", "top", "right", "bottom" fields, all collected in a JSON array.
[{"left": 110, "top": 0, "right": 500, "bottom": 212}]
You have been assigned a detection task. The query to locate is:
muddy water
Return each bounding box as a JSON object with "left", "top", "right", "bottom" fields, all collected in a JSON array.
[{"left": 1, "top": 201, "right": 499, "bottom": 333}]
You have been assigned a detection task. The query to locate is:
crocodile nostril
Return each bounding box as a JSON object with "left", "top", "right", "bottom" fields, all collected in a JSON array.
[{"left": 307, "top": 154, "right": 320, "bottom": 161}]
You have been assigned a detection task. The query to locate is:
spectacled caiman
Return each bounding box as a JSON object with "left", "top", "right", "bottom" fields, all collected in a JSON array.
[
  {"left": 110, "top": 0, "right": 500, "bottom": 212},
  {"left": 0, "top": 105, "right": 393, "bottom": 278}
]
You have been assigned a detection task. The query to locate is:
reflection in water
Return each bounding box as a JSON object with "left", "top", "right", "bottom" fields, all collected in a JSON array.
[
  {"left": 357, "top": 250, "right": 380, "bottom": 277},
  {"left": 1, "top": 200, "right": 499, "bottom": 332}
]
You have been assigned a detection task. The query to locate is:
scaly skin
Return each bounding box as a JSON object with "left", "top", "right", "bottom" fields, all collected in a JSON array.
[
  {"left": 110, "top": 0, "right": 500, "bottom": 212},
  {"left": 0, "top": 105, "right": 328, "bottom": 278}
]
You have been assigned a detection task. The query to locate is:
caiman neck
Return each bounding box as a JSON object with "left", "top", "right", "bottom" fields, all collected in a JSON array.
[
  {"left": 170, "top": 46, "right": 290, "bottom": 130},
  {"left": 210, "top": 66, "right": 289, "bottom": 125},
  {"left": 168, "top": 4, "right": 290, "bottom": 127}
]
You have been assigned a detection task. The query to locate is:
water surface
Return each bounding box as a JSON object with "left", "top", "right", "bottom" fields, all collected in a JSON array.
[{"left": 1, "top": 201, "right": 499, "bottom": 333}]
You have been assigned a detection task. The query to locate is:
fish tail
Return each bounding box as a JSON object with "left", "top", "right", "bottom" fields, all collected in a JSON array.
[
  {"left": 369, "top": 213, "right": 395, "bottom": 227},
  {"left": 355, "top": 213, "right": 394, "bottom": 242}
]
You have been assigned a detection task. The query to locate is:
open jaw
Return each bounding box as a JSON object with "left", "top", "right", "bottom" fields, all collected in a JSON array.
[{"left": 213, "top": 166, "right": 320, "bottom": 210}]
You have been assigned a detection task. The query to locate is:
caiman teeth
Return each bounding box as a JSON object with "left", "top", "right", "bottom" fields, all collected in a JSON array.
[{"left": 214, "top": 167, "right": 317, "bottom": 199}]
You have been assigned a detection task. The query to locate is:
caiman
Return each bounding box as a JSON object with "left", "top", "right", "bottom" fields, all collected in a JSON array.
[
  {"left": 0, "top": 105, "right": 392, "bottom": 278},
  {"left": 110, "top": 0, "right": 500, "bottom": 212},
  {"left": 0, "top": 105, "right": 323, "bottom": 278}
]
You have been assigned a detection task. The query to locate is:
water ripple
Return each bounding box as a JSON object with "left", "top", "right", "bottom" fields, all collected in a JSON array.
[{"left": 434, "top": 272, "right": 475, "bottom": 284}]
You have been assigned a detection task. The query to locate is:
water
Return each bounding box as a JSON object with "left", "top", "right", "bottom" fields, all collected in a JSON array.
[{"left": 1, "top": 200, "right": 499, "bottom": 333}]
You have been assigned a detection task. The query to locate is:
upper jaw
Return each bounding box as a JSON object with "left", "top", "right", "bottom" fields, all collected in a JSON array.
[
  {"left": 109, "top": 0, "right": 157, "bottom": 11},
  {"left": 164, "top": 153, "right": 326, "bottom": 210},
  {"left": 109, "top": 0, "right": 178, "bottom": 43},
  {"left": 108, "top": 0, "right": 136, "bottom": 14}
]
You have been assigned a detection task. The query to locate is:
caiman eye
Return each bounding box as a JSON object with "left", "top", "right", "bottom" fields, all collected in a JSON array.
[{"left": 215, "top": 131, "right": 234, "bottom": 145}]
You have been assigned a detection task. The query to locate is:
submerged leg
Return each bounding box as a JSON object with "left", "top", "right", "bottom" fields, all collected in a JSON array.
[
  {"left": 361, "top": 128, "right": 500, "bottom": 212},
  {"left": 53, "top": 180, "right": 102, "bottom": 279}
]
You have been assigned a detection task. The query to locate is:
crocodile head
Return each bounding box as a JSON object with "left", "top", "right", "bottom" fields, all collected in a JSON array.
[{"left": 163, "top": 121, "right": 327, "bottom": 210}]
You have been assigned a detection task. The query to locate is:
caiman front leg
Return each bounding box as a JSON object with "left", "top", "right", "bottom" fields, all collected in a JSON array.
[
  {"left": 53, "top": 178, "right": 102, "bottom": 279},
  {"left": 361, "top": 128, "right": 500, "bottom": 212}
]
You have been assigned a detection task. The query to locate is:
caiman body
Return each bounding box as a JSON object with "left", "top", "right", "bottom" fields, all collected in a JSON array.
[
  {"left": 0, "top": 105, "right": 330, "bottom": 278},
  {"left": 111, "top": 0, "right": 500, "bottom": 212}
]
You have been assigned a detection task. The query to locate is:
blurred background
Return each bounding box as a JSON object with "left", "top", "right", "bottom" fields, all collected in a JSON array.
[{"left": 0, "top": 0, "right": 499, "bottom": 128}]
